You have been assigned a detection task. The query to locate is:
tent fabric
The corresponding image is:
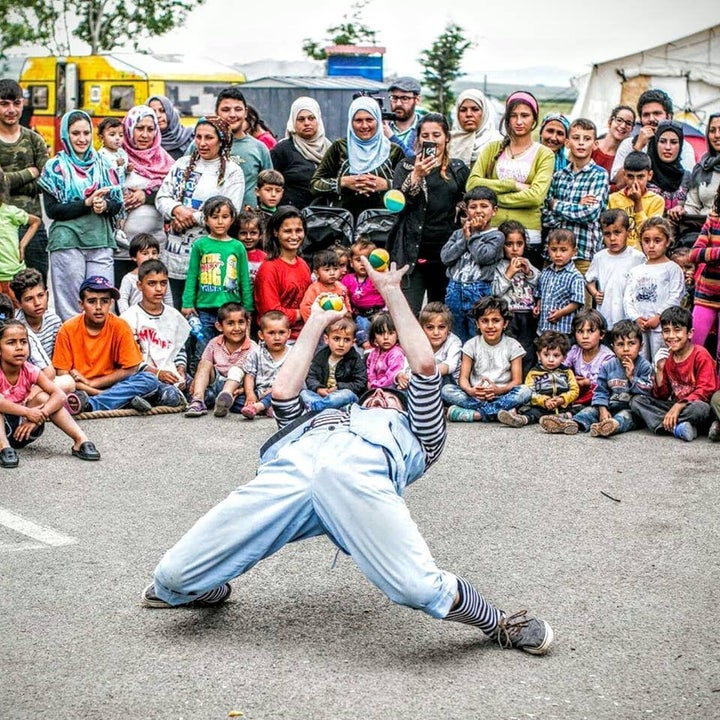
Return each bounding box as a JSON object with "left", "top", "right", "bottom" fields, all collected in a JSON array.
[{"left": 571, "top": 25, "right": 720, "bottom": 130}]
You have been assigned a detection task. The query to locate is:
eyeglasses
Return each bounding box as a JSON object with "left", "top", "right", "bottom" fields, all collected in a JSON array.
[
  {"left": 612, "top": 116, "right": 635, "bottom": 129},
  {"left": 390, "top": 95, "right": 416, "bottom": 103}
]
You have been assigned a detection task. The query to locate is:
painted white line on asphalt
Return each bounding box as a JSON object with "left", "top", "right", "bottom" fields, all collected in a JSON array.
[{"left": 0, "top": 506, "right": 77, "bottom": 548}]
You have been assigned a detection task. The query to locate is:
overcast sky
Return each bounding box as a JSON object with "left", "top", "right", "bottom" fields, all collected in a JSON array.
[{"left": 150, "top": 0, "right": 720, "bottom": 84}]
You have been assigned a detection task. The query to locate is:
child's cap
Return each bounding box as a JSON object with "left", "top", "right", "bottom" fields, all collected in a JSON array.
[{"left": 79, "top": 276, "right": 120, "bottom": 300}]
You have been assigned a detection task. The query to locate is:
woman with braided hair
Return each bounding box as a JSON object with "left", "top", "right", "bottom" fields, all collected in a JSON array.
[
  {"left": 155, "top": 116, "right": 245, "bottom": 307},
  {"left": 466, "top": 91, "right": 554, "bottom": 269}
]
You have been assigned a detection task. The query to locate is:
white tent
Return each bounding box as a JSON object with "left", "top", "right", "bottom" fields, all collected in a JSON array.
[{"left": 571, "top": 25, "right": 720, "bottom": 129}]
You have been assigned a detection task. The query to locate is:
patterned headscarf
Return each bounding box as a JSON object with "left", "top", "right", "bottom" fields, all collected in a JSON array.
[
  {"left": 346, "top": 96, "right": 391, "bottom": 175},
  {"left": 148, "top": 95, "right": 194, "bottom": 154},
  {"left": 38, "top": 110, "right": 121, "bottom": 203},
  {"left": 540, "top": 113, "right": 571, "bottom": 172},
  {"left": 122, "top": 105, "right": 174, "bottom": 187},
  {"left": 177, "top": 115, "right": 233, "bottom": 201},
  {"left": 286, "top": 96, "right": 331, "bottom": 164}
]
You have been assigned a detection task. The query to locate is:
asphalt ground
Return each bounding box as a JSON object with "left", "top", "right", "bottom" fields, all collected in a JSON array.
[{"left": 1, "top": 412, "right": 718, "bottom": 720}]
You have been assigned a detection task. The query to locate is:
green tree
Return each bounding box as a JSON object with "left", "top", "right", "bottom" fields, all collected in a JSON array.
[
  {"left": 419, "top": 24, "right": 473, "bottom": 116},
  {"left": 0, "top": 0, "right": 205, "bottom": 56},
  {"left": 302, "top": 0, "right": 379, "bottom": 61}
]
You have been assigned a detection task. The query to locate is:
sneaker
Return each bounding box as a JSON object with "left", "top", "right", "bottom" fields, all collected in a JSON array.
[
  {"left": 156, "top": 385, "right": 186, "bottom": 409},
  {"left": 589, "top": 418, "right": 619, "bottom": 438},
  {"left": 214, "top": 391, "right": 233, "bottom": 418},
  {"left": 241, "top": 404, "right": 257, "bottom": 420},
  {"left": 66, "top": 389, "right": 90, "bottom": 415},
  {"left": 129, "top": 395, "right": 152, "bottom": 413},
  {"left": 497, "top": 409, "right": 528, "bottom": 427},
  {"left": 184, "top": 398, "right": 208, "bottom": 418},
  {"left": 708, "top": 420, "right": 720, "bottom": 443},
  {"left": 447, "top": 405, "right": 477, "bottom": 422},
  {"left": 539, "top": 414, "right": 578, "bottom": 435},
  {"left": 141, "top": 582, "right": 232, "bottom": 609},
  {"left": 494, "top": 610, "right": 554, "bottom": 655},
  {"left": 673, "top": 421, "right": 697, "bottom": 442},
  {"left": 266, "top": 405, "right": 274, "bottom": 419}
]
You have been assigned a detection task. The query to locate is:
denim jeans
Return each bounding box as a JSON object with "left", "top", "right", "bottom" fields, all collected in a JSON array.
[
  {"left": 153, "top": 427, "right": 458, "bottom": 617},
  {"left": 87, "top": 371, "right": 162, "bottom": 411},
  {"left": 444, "top": 280, "right": 492, "bottom": 344},
  {"left": 573, "top": 405, "right": 636, "bottom": 434},
  {"left": 301, "top": 388, "right": 358, "bottom": 412},
  {"left": 441, "top": 384, "right": 532, "bottom": 420}
]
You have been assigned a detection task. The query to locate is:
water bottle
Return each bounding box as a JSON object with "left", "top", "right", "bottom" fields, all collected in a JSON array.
[{"left": 187, "top": 315, "right": 207, "bottom": 345}]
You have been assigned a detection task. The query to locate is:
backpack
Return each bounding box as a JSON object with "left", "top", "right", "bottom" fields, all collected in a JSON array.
[
  {"left": 354, "top": 208, "right": 397, "bottom": 249},
  {"left": 300, "top": 206, "right": 355, "bottom": 261}
]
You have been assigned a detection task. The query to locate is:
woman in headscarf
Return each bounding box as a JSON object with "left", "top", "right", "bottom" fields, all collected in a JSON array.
[
  {"left": 270, "top": 97, "right": 332, "bottom": 210},
  {"left": 647, "top": 120, "right": 689, "bottom": 217},
  {"left": 155, "top": 115, "right": 245, "bottom": 306},
  {"left": 683, "top": 113, "right": 720, "bottom": 219},
  {"left": 38, "top": 110, "right": 123, "bottom": 320},
  {"left": 148, "top": 95, "right": 194, "bottom": 159},
  {"left": 539, "top": 113, "right": 571, "bottom": 173},
  {"left": 449, "top": 89, "right": 501, "bottom": 166},
  {"left": 311, "top": 96, "right": 405, "bottom": 219},
  {"left": 114, "top": 105, "right": 175, "bottom": 285}
]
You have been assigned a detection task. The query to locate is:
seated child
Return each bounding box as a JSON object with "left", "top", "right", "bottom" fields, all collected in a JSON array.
[
  {"left": 440, "top": 187, "right": 504, "bottom": 343},
  {"left": 240, "top": 310, "right": 292, "bottom": 419},
  {"left": 333, "top": 244, "right": 350, "bottom": 279},
  {"left": 608, "top": 151, "right": 664, "bottom": 250},
  {"left": 630, "top": 306, "right": 716, "bottom": 441},
  {"left": 52, "top": 276, "right": 162, "bottom": 413},
  {"left": 560, "top": 319, "right": 653, "bottom": 437},
  {"left": 366, "top": 311, "right": 406, "bottom": 390},
  {"left": 254, "top": 169, "right": 285, "bottom": 219},
  {"left": 497, "top": 331, "right": 579, "bottom": 429},
  {"left": 442, "top": 296, "right": 531, "bottom": 422},
  {"left": 419, "top": 301, "right": 462, "bottom": 387},
  {"left": 11, "top": 268, "right": 62, "bottom": 357},
  {"left": 236, "top": 208, "right": 267, "bottom": 291},
  {"left": 0, "top": 319, "right": 100, "bottom": 468},
  {"left": 0, "top": 169, "right": 42, "bottom": 299},
  {"left": 182, "top": 196, "right": 254, "bottom": 359},
  {"left": 624, "top": 217, "right": 686, "bottom": 362},
  {"left": 585, "top": 210, "right": 645, "bottom": 329},
  {"left": 300, "top": 248, "right": 352, "bottom": 322},
  {"left": 534, "top": 229, "right": 585, "bottom": 336},
  {"left": 117, "top": 233, "right": 173, "bottom": 314},
  {"left": 342, "top": 238, "right": 385, "bottom": 348},
  {"left": 564, "top": 309, "right": 615, "bottom": 406},
  {"left": 492, "top": 220, "right": 540, "bottom": 373},
  {"left": 120, "top": 259, "right": 188, "bottom": 408},
  {"left": 184, "top": 302, "right": 257, "bottom": 418},
  {"left": 301, "top": 316, "right": 367, "bottom": 411}
]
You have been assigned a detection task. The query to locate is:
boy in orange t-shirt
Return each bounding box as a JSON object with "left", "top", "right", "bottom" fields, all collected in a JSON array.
[{"left": 52, "top": 276, "right": 162, "bottom": 412}]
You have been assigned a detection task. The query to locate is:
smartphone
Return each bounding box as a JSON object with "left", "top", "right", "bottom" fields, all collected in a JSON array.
[{"left": 421, "top": 141, "right": 438, "bottom": 160}]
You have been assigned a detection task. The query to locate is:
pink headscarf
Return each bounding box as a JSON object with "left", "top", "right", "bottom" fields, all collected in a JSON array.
[{"left": 122, "top": 105, "right": 175, "bottom": 188}]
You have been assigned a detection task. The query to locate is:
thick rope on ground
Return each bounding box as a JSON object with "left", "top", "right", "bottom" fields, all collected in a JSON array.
[{"left": 74, "top": 405, "right": 186, "bottom": 420}]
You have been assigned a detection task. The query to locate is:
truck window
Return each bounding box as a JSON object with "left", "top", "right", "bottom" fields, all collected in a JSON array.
[
  {"left": 110, "top": 85, "right": 135, "bottom": 111},
  {"left": 29, "top": 86, "right": 49, "bottom": 110},
  {"left": 165, "top": 82, "right": 231, "bottom": 118}
]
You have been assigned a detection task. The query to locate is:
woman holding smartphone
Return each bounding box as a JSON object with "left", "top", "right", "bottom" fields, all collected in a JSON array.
[
  {"left": 387, "top": 113, "right": 469, "bottom": 315},
  {"left": 38, "top": 110, "right": 123, "bottom": 320}
]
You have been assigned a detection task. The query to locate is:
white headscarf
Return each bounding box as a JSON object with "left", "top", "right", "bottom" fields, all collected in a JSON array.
[
  {"left": 450, "top": 89, "right": 501, "bottom": 165},
  {"left": 286, "top": 96, "right": 331, "bottom": 164},
  {"left": 346, "top": 96, "right": 391, "bottom": 175}
]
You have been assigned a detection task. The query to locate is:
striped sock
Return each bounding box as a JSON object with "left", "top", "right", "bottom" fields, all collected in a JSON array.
[{"left": 444, "top": 576, "right": 501, "bottom": 636}]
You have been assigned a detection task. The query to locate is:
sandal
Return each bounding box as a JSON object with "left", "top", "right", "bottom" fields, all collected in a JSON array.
[
  {"left": 0, "top": 447, "right": 19, "bottom": 468},
  {"left": 71, "top": 441, "right": 101, "bottom": 461},
  {"left": 241, "top": 405, "right": 257, "bottom": 420}
]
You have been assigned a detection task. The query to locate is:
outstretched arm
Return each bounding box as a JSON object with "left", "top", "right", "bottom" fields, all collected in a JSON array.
[
  {"left": 272, "top": 302, "right": 347, "bottom": 401},
  {"left": 361, "top": 257, "right": 435, "bottom": 376}
]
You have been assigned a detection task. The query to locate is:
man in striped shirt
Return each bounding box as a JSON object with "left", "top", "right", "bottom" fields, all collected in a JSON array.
[{"left": 141, "top": 258, "right": 553, "bottom": 655}]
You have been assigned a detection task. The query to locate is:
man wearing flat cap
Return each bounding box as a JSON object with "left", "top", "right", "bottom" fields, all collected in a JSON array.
[{"left": 384, "top": 77, "right": 423, "bottom": 157}]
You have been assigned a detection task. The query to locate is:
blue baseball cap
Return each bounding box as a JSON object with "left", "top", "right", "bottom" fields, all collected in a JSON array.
[{"left": 79, "top": 276, "right": 120, "bottom": 300}]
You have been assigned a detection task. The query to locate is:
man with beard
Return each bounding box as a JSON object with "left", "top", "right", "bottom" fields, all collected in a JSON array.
[
  {"left": 384, "top": 77, "right": 423, "bottom": 158},
  {"left": 610, "top": 89, "right": 696, "bottom": 188}
]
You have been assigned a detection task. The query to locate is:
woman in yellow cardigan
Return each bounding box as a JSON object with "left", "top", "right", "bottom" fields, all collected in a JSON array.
[{"left": 466, "top": 91, "right": 554, "bottom": 268}]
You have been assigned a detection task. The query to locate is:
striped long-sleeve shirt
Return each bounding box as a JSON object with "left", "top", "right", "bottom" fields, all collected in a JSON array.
[
  {"left": 689, "top": 215, "right": 720, "bottom": 310},
  {"left": 271, "top": 371, "right": 447, "bottom": 470}
]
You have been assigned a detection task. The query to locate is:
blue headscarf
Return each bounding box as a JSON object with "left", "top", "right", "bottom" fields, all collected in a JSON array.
[
  {"left": 38, "top": 110, "right": 121, "bottom": 203},
  {"left": 346, "top": 96, "right": 391, "bottom": 175},
  {"left": 540, "top": 113, "right": 571, "bottom": 173}
]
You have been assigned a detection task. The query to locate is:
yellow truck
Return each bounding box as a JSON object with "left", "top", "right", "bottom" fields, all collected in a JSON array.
[{"left": 19, "top": 53, "right": 245, "bottom": 151}]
